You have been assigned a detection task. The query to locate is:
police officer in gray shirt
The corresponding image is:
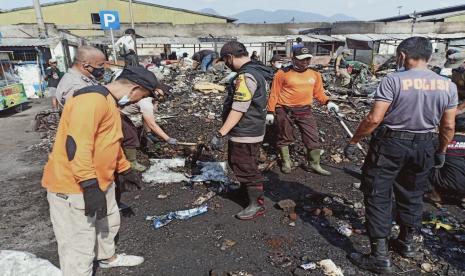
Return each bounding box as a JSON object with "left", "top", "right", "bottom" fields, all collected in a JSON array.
[
  {"left": 344, "top": 37, "right": 458, "bottom": 273},
  {"left": 56, "top": 46, "right": 106, "bottom": 107}
]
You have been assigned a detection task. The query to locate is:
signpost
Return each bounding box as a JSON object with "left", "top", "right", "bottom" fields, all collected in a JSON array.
[{"left": 99, "top": 10, "right": 120, "bottom": 64}]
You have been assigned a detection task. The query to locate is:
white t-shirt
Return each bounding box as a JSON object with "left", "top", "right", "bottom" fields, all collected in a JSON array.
[
  {"left": 115, "top": 35, "right": 135, "bottom": 53},
  {"left": 121, "top": 97, "right": 154, "bottom": 117}
]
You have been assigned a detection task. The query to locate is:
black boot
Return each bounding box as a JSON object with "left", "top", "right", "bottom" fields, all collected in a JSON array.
[
  {"left": 236, "top": 185, "right": 265, "bottom": 220},
  {"left": 392, "top": 226, "right": 417, "bottom": 258},
  {"left": 349, "top": 238, "right": 393, "bottom": 274}
]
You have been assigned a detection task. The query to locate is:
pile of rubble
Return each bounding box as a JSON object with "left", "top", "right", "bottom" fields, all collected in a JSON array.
[
  {"left": 30, "top": 65, "right": 375, "bottom": 167},
  {"left": 29, "top": 109, "right": 60, "bottom": 152}
]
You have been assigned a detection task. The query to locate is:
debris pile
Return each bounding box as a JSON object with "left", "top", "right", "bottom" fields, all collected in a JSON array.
[{"left": 29, "top": 109, "right": 60, "bottom": 152}]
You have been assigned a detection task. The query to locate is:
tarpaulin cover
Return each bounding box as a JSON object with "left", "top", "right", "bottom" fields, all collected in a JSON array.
[{"left": 346, "top": 38, "right": 374, "bottom": 50}]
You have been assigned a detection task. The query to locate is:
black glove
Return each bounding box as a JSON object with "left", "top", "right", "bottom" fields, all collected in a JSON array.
[
  {"left": 117, "top": 169, "right": 142, "bottom": 192},
  {"left": 80, "top": 179, "right": 107, "bottom": 220},
  {"left": 434, "top": 152, "right": 446, "bottom": 168},
  {"left": 210, "top": 131, "right": 225, "bottom": 151},
  {"left": 344, "top": 143, "right": 358, "bottom": 160}
]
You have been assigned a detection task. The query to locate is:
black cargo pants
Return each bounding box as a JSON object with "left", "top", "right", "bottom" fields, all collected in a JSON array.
[{"left": 361, "top": 129, "right": 435, "bottom": 239}]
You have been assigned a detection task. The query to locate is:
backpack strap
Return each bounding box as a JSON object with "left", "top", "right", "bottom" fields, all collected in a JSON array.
[{"left": 74, "top": 85, "right": 110, "bottom": 98}]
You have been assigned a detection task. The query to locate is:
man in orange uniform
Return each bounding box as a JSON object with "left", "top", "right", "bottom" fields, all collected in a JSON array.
[
  {"left": 267, "top": 47, "right": 339, "bottom": 175},
  {"left": 42, "top": 66, "right": 159, "bottom": 276}
]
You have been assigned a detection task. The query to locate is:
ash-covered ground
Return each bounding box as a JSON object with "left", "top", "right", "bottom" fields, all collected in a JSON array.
[{"left": 2, "top": 68, "right": 464, "bottom": 276}]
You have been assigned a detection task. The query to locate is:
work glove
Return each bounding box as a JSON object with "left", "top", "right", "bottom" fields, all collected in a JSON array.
[
  {"left": 211, "top": 131, "right": 226, "bottom": 151},
  {"left": 434, "top": 152, "right": 446, "bottom": 169},
  {"left": 167, "top": 137, "right": 177, "bottom": 145},
  {"left": 117, "top": 169, "right": 142, "bottom": 192},
  {"left": 118, "top": 202, "right": 136, "bottom": 218},
  {"left": 80, "top": 179, "right": 107, "bottom": 220},
  {"left": 344, "top": 143, "right": 358, "bottom": 161},
  {"left": 327, "top": 101, "right": 340, "bottom": 113},
  {"left": 266, "top": 114, "right": 275, "bottom": 125}
]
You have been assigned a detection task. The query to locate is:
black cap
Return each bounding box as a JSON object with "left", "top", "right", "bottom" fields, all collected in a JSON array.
[
  {"left": 271, "top": 54, "right": 283, "bottom": 62},
  {"left": 117, "top": 66, "right": 160, "bottom": 96},
  {"left": 219, "top": 41, "right": 248, "bottom": 61},
  {"left": 293, "top": 47, "right": 313, "bottom": 60},
  {"left": 124, "top": 28, "right": 136, "bottom": 35}
]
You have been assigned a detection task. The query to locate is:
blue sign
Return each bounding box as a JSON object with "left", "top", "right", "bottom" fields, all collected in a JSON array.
[{"left": 99, "top": 10, "right": 120, "bottom": 30}]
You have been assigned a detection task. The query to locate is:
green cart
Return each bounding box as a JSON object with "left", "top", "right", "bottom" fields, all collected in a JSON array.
[
  {"left": 0, "top": 52, "right": 28, "bottom": 113},
  {"left": 0, "top": 83, "right": 28, "bottom": 112}
]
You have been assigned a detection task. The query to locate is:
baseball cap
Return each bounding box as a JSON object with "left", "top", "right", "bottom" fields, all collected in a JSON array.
[
  {"left": 271, "top": 54, "right": 284, "bottom": 62},
  {"left": 117, "top": 66, "right": 160, "bottom": 96},
  {"left": 445, "top": 51, "right": 465, "bottom": 69},
  {"left": 293, "top": 47, "right": 313, "bottom": 60},
  {"left": 219, "top": 41, "right": 248, "bottom": 61}
]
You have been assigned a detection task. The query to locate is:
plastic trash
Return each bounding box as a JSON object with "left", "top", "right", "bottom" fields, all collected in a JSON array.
[
  {"left": 336, "top": 223, "right": 353, "bottom": 237},
  {"left": 146, "top": 204, "right": 208, "bottom": 229},
  {"left": 300, "top": 262, "right": 317, "bottom": 270},
  {"left": 191, "top": 161, "right": 229, "bottom": 183},
  {"left": 319, "top": 259, "right": 344, "bottom": 276}
]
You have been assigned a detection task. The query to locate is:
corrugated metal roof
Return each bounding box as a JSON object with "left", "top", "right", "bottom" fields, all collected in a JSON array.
[
  {"left": 433, "top": 33, "right": 465, "bottom": 39},
  {"left": 308, "top": 34, "right": 344, "bottom": 42},
  {"left": 1, "top": 0, "right": 237, "bottom": 22},
  {"left": 237, "top": 35, "right": 325, "bottom": 43},
  {"left": 0, "top": 38, "right": 58, "bottom": 47},
  {"left": 285, "top": 35, "right": 322, "bottom": 42},
  {"left": 342, "top": 33, "right": 465, "bottom": 42},
  {"left": 374, "top": 4, "right": 465, "bottom": 22},
  {"left": 450, "top": 39, "right": 465, "bottom": 46},
  {"left": 237, "top": 36, "right": 286, "bottom": 43},
  {"left": 137, "top": 37, "right": 201, "bottom": 44}
]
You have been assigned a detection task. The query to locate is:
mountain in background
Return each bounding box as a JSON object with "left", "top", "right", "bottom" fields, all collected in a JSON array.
[
  {"left": 198, "top": 8, "right": 357, "bottom": 23},
  {"left": 198, "top": 8, "right": 221, "bottom": 16}
]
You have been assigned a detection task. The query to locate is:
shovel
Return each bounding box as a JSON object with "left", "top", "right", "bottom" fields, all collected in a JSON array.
[
  {"left": 331, "top": 110, "right": 366, "bottom": 179},
  {"left": 331, "top": 110, "right": 367, "bottom": 156}
]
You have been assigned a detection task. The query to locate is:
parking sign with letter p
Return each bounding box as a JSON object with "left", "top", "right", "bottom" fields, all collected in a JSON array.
[{"left": 99, "top": 10, "right": 120, "bottom": 30}]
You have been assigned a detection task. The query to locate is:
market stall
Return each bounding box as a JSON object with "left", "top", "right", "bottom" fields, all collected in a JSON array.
[{"left": 0, "top": 51, "right": 28, "bottom": 112}]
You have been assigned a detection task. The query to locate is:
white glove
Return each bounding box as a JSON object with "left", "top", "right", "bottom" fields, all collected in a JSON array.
[
  {"left": 327, "top": 101, "right": 340, "bottom": 113},
  {"left": 266, "top": 114, "right": 274, "bottom": 125}
]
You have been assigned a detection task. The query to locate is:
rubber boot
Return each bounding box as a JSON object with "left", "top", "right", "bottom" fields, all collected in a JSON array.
[
  {"left": 124, "top": 148, "right": 147, "bottom": 172},
  {"left": 236, "top": 185, "right": 265, "bottom": 220},
  {"left": 349, "top": 238, "right": 393, "bottom": 274},
  {"left": 306, "top": 149, "right": 331, "bottom": 176},
  {"left": 392, "top": 226, "right": 417, "bottom": 258},
  {"left": 279, "top": 146, "right": 292, "bottom": 174}
]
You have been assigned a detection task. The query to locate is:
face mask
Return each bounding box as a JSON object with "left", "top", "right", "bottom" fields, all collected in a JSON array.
[
  {"left": 118, "top": 95, "right": 130, "bottom": 106},
  {"left": 86, "top": 65, "right": 105, "bottom": 79},
  {"left": 274, "top": 62, "right": 283, "bottom": 69}
]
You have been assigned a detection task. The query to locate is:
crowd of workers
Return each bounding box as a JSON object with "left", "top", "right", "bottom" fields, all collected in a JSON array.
[{"left": 41, "top": 31, "right": 465, "bottom": 275}]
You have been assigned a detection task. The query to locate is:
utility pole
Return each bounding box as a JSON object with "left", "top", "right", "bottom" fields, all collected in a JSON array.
[
  {"left": 397, "top": 6, "right": 403, "bottom": 15},
  {"left": 128, "top": 0, "right": 137, "bottom": 55},
  {"left": 129, "top": 0, "right": 135, "bottom": 29},
  {"left": 409, "top": 11, "right": 422, "bottom": 36},
  {"left": 33, "top": 0, "right": 47, "bottom": 38}
]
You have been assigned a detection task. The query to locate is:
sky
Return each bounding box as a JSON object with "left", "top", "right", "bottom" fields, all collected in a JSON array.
[{"left": 2, "top": 0, "right": 464, "bottom": 20}]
